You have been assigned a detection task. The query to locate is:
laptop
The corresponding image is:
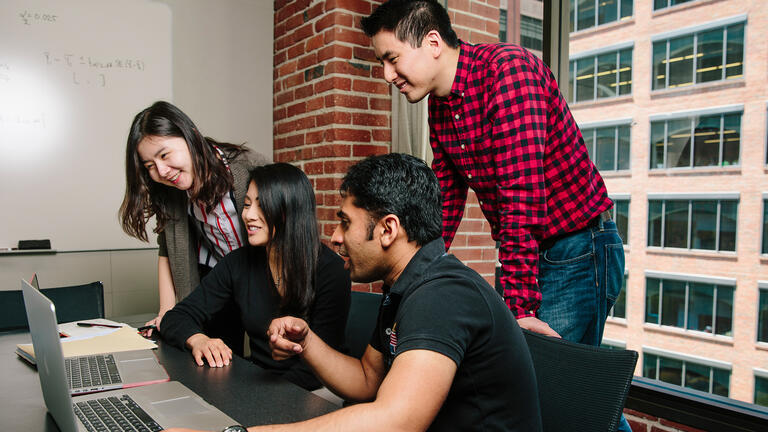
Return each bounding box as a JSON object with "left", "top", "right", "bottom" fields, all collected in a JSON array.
[
  {"left": 21, "top": 278, "right": 238, "bottom": 432},
  {"left": 24, "top": 274, "right": 170, "bottom": 395}
]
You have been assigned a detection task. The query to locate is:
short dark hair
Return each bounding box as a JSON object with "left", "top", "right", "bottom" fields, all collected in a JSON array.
[
  {"left": 340, "top": 153, "right": 442, "bottom": 246},
  {"left": 361, "top": 0, "right": 459, "bottom": 49},
  {"left": 249, "top": 163, "right": 320, "bottom": 319}
]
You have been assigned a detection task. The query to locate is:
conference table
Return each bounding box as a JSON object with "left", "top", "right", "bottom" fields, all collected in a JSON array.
[{"left": 0, "top": 315, "right": 340, "bottom": 430}]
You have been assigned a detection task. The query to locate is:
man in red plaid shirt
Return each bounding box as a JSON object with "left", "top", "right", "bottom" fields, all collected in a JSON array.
[{"left": 362, "top": 1, "right": 625, "bottom": 347}]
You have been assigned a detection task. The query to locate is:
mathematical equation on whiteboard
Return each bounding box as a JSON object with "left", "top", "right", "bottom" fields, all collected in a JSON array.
[
  {"left": 18, "top": 10, "right": 58, "bottom": 26},
  {"left": 43, "top": 52, "right": 146, "bottom": 88}
]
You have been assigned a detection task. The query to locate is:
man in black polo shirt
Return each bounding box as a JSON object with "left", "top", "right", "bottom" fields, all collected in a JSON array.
[{"left": 166, "top": 153, "right": 542, "bottom": 432}]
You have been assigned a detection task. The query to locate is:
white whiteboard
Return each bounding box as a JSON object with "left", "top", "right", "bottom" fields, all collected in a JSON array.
[{"left": 0, "top": 0, "right": 172, "bottom": 251}]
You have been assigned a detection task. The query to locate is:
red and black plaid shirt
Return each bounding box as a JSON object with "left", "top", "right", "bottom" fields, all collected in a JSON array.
[{"left": 428, "top": 42, "right": 612, "bottom": 318}]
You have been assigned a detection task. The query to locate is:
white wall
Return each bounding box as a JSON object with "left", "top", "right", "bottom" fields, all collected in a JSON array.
[{"left": 0, "top": 0, "right": 273, "bottom": 317}]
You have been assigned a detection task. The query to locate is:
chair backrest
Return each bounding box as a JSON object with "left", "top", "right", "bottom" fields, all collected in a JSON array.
[
  {"left": 0, "top": 281, "right": 104, "bottom": 331},
  {"left": 523, "top": 329, "right": 638, "bottom": 432},
  {"left": 344, "top": 291, "right": 382, "bottom": 358}
]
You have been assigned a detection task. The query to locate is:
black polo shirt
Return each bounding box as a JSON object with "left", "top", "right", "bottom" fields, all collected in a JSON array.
[{"left": 370, "top": 239, "right": 542, "bottom": 431}]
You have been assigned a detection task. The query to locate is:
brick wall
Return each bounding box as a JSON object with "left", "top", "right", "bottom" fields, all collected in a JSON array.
[{"left": 273, "top": 0, "right": 500, "bottom": 291}]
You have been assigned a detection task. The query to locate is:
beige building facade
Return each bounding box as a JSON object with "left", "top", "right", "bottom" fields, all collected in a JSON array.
[{"left": 568, "top": 0, "right": 768, "bottom": 406}]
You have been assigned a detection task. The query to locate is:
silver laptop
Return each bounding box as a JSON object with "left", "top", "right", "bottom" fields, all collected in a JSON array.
[
  {"left": 26, "top": 273, "right": 170, "bottom": 395},
  {"left": 21, "top": 279, "right": 238, "bottom": 432}
]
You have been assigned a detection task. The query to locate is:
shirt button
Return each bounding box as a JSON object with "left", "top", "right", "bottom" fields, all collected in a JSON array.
[
  {"left": 454, "top": 114, "right": 460, "bottom": 120},
  {"left": 467, "top": 174, "right": 473, "bottom": 179},
  {"left": 460, "top": 144, "right": 465, "bottom": 149},
  {"left": 479, "top": 200, "right": 483, "bottom": 205},
  {"left": 461, "top": 92, "right": 465, "bottom": 97}
]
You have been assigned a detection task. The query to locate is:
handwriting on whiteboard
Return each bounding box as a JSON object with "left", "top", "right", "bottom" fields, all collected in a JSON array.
[
  {"left": 43, "top": 52, "right": 146, "bottom": 88},
  {"left": 18, "top": 10, "right": 58, "bottom": 26}
]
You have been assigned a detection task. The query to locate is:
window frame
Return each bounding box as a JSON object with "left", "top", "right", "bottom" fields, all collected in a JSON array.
[
  {"left": 653, "top": 0, "right": 702, "bottom": 12},
  {"left": 758, "top": 282, "right": 768, "bottom": 344},
  {"left": 643, "top": 347, "right": 732, "bottom": 397},
  {"left": 648, "top": 105, "right": 743, "bottom": 170},
  {"left": 609, "top": 193, "right": 631, "bottom": 246},
  {"left": 647, "top": 193, "right": 739, "bottom": 252},
  {"left": 579, "top": 118, "right": 633, "bottom": 171},
  {"left": 644, "top": 270, "right": 736, "bottom": 337},
  {"left": 570, "top": 42, "right": 634, "bottom": 103},
  {"left": 650, "top": 15, "right": 746, "bottom": 91},
  {"left": 570, "top": 0, "right": 634, "bottom": 33}
]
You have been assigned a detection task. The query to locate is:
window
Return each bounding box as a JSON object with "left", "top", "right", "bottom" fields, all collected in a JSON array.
[
  {"left": 582, "top": 123, "right": 631, "bottom": 170},
  {"left": 645, "top": 274, "right": 734, "bottom": 336},
  {"left": 610, "top": 196, "right": 630, "bottom": 245},
  {"left": 650, "top": 110, "right": 741, "bottom": 169},
  {"left": 758, "top": 287, "right": 768, "bottom": 343},
  {"left": 570, "top": 0, "right": 633, "bottom": 32},
  {"left": 570, "top": 47, "right": 632, "bottom": 102},
  {"left": 654, "top": 0, "right": 700, "bottom": 11},
  {"left": 643, "top": 350, "right": 730, "bottom": 396},
  {"left": 499, "top": 7, "right": 507, "bottom": 43},
  {"left": 520, "top": 16, "right": 543, "bottom": 51},
  {"left": 647, "top": 196, "right": 738, "bottom": 251},
  {"left": 652, "top": 19, "right": 745, "bottom": 90},
  {"left": 609, "top": 273, "right": 627, "bottom": 318},
  {"left": 763, "top": 199, "right": 768, "bottom": 254},
  {"left": 756, "top": 374, "right": 768, "bottom": 407}
]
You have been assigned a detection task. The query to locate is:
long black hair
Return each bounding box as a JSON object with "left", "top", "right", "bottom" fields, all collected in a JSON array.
[
  {"left": 249, "top": 163, "right": 320, "bottom": 319},
  {"left": 119, "top": 101, "right": 246, "bottom": 241}
]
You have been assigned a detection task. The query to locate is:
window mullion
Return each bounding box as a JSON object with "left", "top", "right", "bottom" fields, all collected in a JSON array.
[
  {"left": 718, "top": 114, "right": 724, "bottom": 166},
  {"left": 661, "top": 200, "right": 667, "bottom": 247},
  {"left": 687, "top": 200, "right": 692, "bottom": 250},
  {"left": 689, "top": 117, "right": 695, "bottom": 168},
  {"left": 721, "top": 27, "right": 728, "bottom": 81},
  {"left": 663, "top": 121, "right": 669, "bottom": 168},
  {"left": 659, "top": 279, "right": 665, "bottom": 324},
  {"left": 716, "top": 200, "right": 722, "bottom": 251},
  {"left": 684, "top": 281, "right": 690, "bottom": 331},
  {"left": 614, "top": 126, "right": 619, "bottom": 170},
  {"left": 692, "top": 32, "right": 699, "bottom": 85},
  {"left": 712, "top": 285, "right": 718, "bottom": 334},
  {"left": 665, "top": 40, "right": 671, "bottom": 89}
]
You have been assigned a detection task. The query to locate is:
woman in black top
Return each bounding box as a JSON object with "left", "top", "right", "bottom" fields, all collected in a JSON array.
[{"left": 161, "top": 163, "right": 351, "bottom": 390}]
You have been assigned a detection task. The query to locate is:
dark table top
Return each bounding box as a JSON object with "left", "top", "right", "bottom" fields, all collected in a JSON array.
[{"left": 0, "top": 327, "right": 339, "bottom": 430}]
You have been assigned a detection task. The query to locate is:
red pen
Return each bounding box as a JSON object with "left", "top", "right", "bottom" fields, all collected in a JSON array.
[{"left": 76, "top": 322, "right": 122, "bottom": 329}]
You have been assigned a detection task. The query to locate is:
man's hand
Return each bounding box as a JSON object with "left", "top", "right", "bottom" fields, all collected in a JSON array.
[
  {"left": 186, "top": 333, "right": 232, "bottom": 367},
  {"left": 267, "top": 316, "right": 311, "bottom": 360},
  {"left": 517, "top": 316, "right": 561, "bottom": 338}
]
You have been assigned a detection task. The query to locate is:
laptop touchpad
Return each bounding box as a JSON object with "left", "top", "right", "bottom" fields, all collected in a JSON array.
[{"left": 152, "top": 396, "right": 212, "bottom": 414}]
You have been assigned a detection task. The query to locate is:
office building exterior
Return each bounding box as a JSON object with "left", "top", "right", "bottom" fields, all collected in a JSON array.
[{"left": 568, "top": 0, "right": 768, "bottom": 407}]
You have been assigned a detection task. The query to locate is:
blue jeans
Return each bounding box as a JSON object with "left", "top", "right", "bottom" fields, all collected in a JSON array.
[
  {"left": 538, "top": 218, "right": 629, "bottom": 431},
  {"left": 537, "top": 218, "right": 625, "bottom": 345}
]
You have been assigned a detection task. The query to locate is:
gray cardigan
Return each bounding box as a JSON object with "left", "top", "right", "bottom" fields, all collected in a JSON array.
[{"left": 157, "top": 150, "right": 267, "bottom": 301}]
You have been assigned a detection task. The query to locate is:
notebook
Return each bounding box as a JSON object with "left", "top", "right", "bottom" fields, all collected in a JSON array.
[{"left": 21, "top": 278, "right": 238, "bottom": 431}]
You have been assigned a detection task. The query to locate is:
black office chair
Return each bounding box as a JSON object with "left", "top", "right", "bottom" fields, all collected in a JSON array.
[
  {"left": 344, "top": 291, "right": 382, "bottom": 358},
  {"left": 522, "top": 329, "right": 638, "bottom": 432},
  {"left": 0, "top": 281, "right": 104, "bottom": 331}
]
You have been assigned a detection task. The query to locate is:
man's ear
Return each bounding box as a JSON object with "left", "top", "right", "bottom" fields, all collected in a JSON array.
[
  {"left": 378, "top": 214, "right": 401, "bottom": 248},
  {"left": 424, "top": 30, "right": 443, "bottom": 59}
]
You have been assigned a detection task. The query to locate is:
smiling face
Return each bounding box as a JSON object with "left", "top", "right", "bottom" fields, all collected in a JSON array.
[
  {"left": 371, "top": 30, "right": 438, "bottom": 103},
  {"left": 136, "top": 135, "right": 195, "bottom": 191},
  {"left": 331, "top": 195, "right": 386, "bottom": 283},
  {"left": 242, "top": 181, "right": 270, "bottom": 247}
]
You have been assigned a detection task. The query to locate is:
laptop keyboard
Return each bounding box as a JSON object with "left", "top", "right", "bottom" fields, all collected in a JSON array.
[
  {"left": 74, "top": 395, "right": 163, "bottom": 432},
  {"left": 66, "top": 354, "right": 123, "bottom": 390}
]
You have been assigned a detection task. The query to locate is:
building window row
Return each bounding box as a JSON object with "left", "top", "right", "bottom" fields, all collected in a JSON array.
[
  {"left": 520, "top": 16, "right": 543, "bottom": 51},
  {"left": 643, "top": 351, "right": 730, "bottom": 396},
  {"left": 569, "top": 48, "right": 633, "bottom": 102},
  {"left": 570, "top": 0, "right": 633, "bottom": 32},
  {"left": 645, "top": 275, "right": 733, "bottom": 336},
  {"left": 648, "top": 198, "right": 737, "bottom": 251},
  {"left": 652, "top": 22, "right": 744, "bottom": 90},
  {"left": 650, "top": 111, "right": 741, "bottom": 170}
]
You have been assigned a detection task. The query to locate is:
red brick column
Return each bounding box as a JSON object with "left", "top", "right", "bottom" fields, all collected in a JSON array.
[{"left": 273, "top": 0, "right": 500, "bottom": 290}]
